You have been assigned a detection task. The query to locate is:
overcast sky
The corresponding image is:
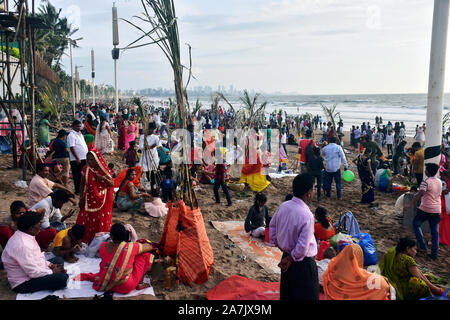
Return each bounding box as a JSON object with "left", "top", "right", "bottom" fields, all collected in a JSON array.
[{"left": 34, "top": 0, "right": 448, "bottom": 95}]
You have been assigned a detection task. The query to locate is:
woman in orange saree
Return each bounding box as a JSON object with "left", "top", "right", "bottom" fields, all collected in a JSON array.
[
  {"left": 322, "top": 244, "right": 392, "bottom": 300},
  {"left": 89, "top": 223, "right": 155, "bottom": 294},
  {"left": 75, "top": 146, "right": 115, "bottom": 245}
]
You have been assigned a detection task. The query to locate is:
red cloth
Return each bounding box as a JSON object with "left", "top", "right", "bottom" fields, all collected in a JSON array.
[
  {"left": 0, "top": 225, "right": 56, "bottom": 250},
  {"left": 317, "top": 240, "right": 331, "bottom": 261},
  {"left": 440, "top": 178, "right": 450, "bottom": 246},
  {"left": 118, "top": 119, "right": 126, "bottom": 150},
  {"left": 206, "top": 275, "right": 280, "bottom": 300},
  {"left": 299, "top": 138, "right": 317, "bottom": 163},
  {"left": 35, "top": 228, "right": 58, "bottom": 250},
  {"left": 84, "top": 121, "right": 96, "bottom": 136},
  {"left": 314, "top": 218, "right": 336, "bottom": 241},
  {"left": 75, "top": 146, "right": 114, "bottom": 245}
]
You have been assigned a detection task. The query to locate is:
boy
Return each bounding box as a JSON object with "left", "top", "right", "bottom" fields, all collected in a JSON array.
[
  {"left": 52, "top": 224, "right": 86, "bottom": 263},
  {"left": 213, "top": 163, "right": 232, "bottom": 206},
  {"left": 161, "top": 167, "right": 176, "bottom": 203}
]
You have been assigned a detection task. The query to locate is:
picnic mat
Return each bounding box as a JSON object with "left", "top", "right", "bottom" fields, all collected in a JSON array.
[
  {"left": 210, "top": 221, "right": 282, "bottom": 274},
  {"left": 268, "top": 172, "right": 298, "bottom": 179},
  {"left": 16, "top": 254, "right": 154, "bottom": 300}
]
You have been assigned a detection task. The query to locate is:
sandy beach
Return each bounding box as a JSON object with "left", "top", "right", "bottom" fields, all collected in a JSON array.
[{"left": 0, "top": 129, "right": 448, "bottom": 300}]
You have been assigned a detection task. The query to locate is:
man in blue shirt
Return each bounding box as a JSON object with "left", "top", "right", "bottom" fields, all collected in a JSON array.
[{"left": 321, "top": 137, "right": 348, "bottom": 199}]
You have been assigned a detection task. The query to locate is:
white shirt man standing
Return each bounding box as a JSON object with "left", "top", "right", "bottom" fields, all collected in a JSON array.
[
  {"left": 67, "top": 120, "right": 88, "bottom": 195},
  {"left": 321, "top": 137, "right": 348, "bottom": 199}
]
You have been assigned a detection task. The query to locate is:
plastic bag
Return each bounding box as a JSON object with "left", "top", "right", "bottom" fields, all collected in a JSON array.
[
  {"left": 14, "top": 180, "right": 27, "bottom": 188},
  {"left": 352, "top": 233, "right": 377, "bottom": 266},
  {"left": 394, "top": 194, "right": 405, "bottom": 215},
  {"left": 85, "top": 232, "right": 110, "bottom": 258},
  {"left": 329, "top": 233, "right": 353, "bottom": 252}
]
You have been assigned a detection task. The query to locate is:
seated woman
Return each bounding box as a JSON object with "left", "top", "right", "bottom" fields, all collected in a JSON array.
[
  {"left": 314, "top": 207, "right": 336, "bottom": 241},
  {"left": 1, "top": 211, "right": 68, "bottom": 294},
  {"left": 52, "top": 224, "right": 86, "bottom": 263},
  {"left": 322, "top": 244, "right": 392, "bottom": 300},
  {"left": 116, "top": 168, "right": 151, "bottom": 213},
  {"left": 380, "top": 237, "right": 445, "bottom": 300},
  {"left": 87, "top": 223, "right": 156, "bottom": 294},
  {"left": 244, "top": 193, "right": 270, "bottom": 238}
]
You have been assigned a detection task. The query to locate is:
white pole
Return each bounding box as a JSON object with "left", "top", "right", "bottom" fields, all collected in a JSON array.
[
  {"left": 425, "top": 0, "right": 450, "bottom": 170},
  {"left": 91, "top": 49, "right": 95, "bottom": 105},
  {"left": 70, "top": 40, "right": 75, "bottom": 118},
  {"left": 112, "top": 3, "right": 120, "bottom": 114}
]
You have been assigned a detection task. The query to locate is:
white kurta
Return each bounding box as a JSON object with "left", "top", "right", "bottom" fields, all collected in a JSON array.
[{"left": 139, "top": 134, "right": 161, "bottom": 172}]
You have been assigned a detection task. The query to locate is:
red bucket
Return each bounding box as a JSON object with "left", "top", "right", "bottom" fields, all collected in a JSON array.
[{"left": 265, "top": 227, "right": 270, "bottom": 243}]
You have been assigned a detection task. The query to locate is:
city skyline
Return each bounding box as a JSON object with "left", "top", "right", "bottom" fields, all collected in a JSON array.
[{"left": 35, "top": 0, "right": 450, "bottom": 95}]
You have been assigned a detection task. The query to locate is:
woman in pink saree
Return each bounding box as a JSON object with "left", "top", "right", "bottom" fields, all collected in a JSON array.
[
  {"left": 80, "top": 223, "right": 157, "bottom": 294},
  {"left": 125, "top": 117, "right": 136, "bottom": 152}
]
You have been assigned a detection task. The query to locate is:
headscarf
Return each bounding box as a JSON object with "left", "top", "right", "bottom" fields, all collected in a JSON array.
[
  {"left": 84, "top": 134, "right": 95, "bottom": 146},
  {"left": 82, "top": 145, "right": 114, "bottom": 212},
  {"left": 322, "top": 244, "right": 391, "bottom": 300}
]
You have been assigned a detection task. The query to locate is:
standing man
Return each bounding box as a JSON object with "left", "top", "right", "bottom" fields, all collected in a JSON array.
[
  {"left": 298, "top": 129, "right": 316, "bottom": 173},
  {"left": 322, "top": 137, "right": 348, "bottom": 200},
  {"left": 269, "top": 173, "right": 319, "bottom": 300},
  {"left": 67, "top": 120, "right": 89, "bottom": 195}
]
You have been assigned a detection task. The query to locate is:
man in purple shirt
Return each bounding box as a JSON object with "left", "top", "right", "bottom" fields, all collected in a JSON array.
[
  {"left": 269, "top": 172, "right": 319, "bottom": 300},
  {"left": 2, "top": 211, "right": 68, "bottom": 294}
]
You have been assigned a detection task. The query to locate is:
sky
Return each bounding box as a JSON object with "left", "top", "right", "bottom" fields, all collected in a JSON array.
[{"left": 33, "top": 0, "right": 448, "bottom": 95}]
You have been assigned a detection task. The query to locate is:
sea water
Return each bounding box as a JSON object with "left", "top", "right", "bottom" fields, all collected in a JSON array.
[{"left": 144, "top": 93, "right": 450, "bottom": 137}]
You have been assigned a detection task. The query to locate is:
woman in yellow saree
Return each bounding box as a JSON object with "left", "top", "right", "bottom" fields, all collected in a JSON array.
[{"left": 89, "top": 223, "right": 156, "bottom": 294}]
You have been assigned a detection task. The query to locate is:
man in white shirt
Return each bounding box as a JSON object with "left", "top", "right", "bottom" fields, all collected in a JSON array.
[
  {"left": 385, "top": 131, "right": 394, "bottom": 155},
  {"left": 280, "top": 130, "right": 288, "bottom": 155},
  {"left": 1, "top": 211, "right": 68, "bottom": 293},
  {"left": 139, "top": 122, "right": 167, "bottom": 191},
  {"left": 30, "top": 190, "right": 74, "bottom": 231},
  {"left": 321, "top": 137, "right": 348, "bottom": 199},
  {"left": 67, "top": 120, "right": 88, "bottom": 195},
  {"left": 28, "top": 163, "right": 76, "bottom": 208}
]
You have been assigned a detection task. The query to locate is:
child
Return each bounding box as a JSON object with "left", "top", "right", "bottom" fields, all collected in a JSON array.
[
  {"left": 244, "top": 193, "right": 270, "bottom": 238},
  {"left": 108, "top": 163, "right": 117, "bottom": 178},
  {"left": 52, "top": 224, "right": 86, "bottom": 263},
  {"left": 161, "top": 167, "right": 176, "bottom": 203},
  {"left": 307, "top": 146, "right": 324, "bottom": 201},
  {"left": 213, "top": 163, "right": 232, "bottom": 206},
  {"left": 124, "top": 140, "right": 138, "bottom": 168},
  {"left": 144, "top": 189, "right": 168, "bottom": 218}
]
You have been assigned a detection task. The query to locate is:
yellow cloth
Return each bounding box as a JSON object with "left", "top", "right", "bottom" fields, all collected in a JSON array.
[
  {"left": 53, "top": 228, "right": 70, "bottom": 248},
  {"left": 413, "top": 148, "right": 424, "bottom": 174},
  {"left": 239, "top": 172, "right": 270, "bottom": 192}
]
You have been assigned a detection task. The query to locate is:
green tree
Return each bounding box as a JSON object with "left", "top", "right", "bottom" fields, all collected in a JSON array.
[
  {"left": 38, "top": 83, "right": 68, "bottom": 128},
  {"left": 35, "top": 0, "right": 79, "bottom": 69}
]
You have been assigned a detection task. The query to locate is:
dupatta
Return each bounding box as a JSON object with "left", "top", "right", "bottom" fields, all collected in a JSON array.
[
  {"left": 322, "top": 244, "right": 391, "bottom": 300},
  {"left": 83, "top": 146, "right": 114, "bottom": 212}
]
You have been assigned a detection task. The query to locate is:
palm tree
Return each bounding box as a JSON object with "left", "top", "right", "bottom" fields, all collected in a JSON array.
[
  {"left": 38, "top": 83, "right": 69, "bottom": 128},
  {"left": 35, "top": 1, "right": 79, "bottom": 69},
  {"left": 320, "top": 103, "right": 340, "bottom": 129}
]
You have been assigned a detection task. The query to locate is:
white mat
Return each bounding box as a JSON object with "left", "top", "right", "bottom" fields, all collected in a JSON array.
[
  {"left": 268, "top": 172, "right": 298, "bottom": 179},
  {"left": 16, "top": 254, "right": 154, "bottom": 300}
]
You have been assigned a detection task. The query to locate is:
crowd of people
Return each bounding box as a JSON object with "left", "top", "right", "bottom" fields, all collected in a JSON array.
[{"left": 0, "top": 100, "right": 448, "bottom": 300}]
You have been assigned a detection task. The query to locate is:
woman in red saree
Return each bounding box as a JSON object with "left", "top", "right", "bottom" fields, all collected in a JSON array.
[
  {"left": 117, "top": 115, "right": 127, "bottom": 150},
  {"left": 82, "top": 223, "right": 155, "bottom": 294},
  {"left": 76, "top": 146, "right": 115, "bottom": 245},
  {"left": 440, "top": 170, "right": 450, "bottom": 246}
]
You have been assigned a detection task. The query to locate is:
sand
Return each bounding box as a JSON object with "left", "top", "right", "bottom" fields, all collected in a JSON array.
[{"left": 0, "top": 128, "right": 448, "bottom": 300}]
